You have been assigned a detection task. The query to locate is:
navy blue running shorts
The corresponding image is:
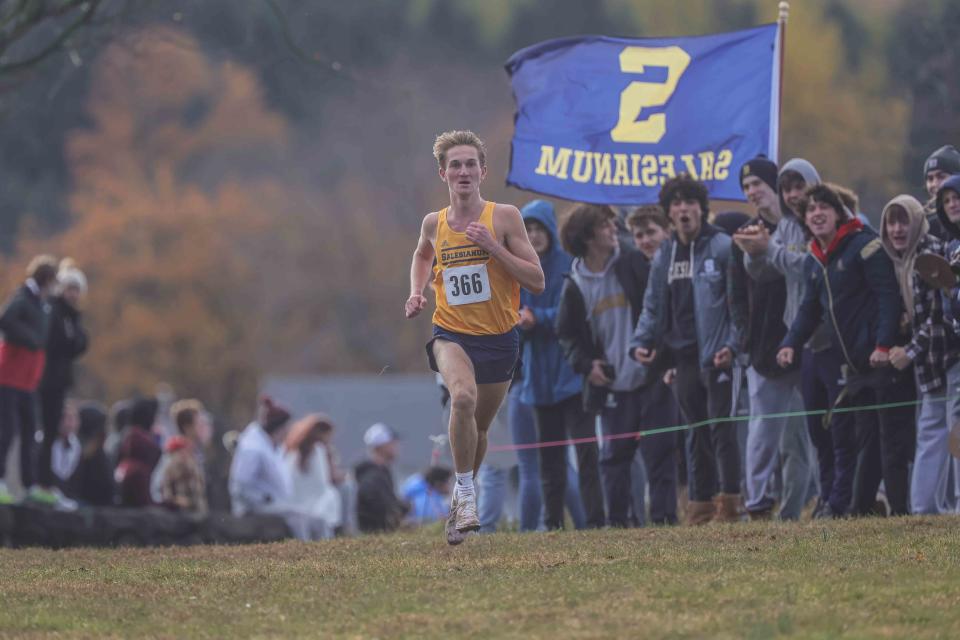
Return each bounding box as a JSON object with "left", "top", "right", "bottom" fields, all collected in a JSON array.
[{"left": 426, "top": 325, "right": 520, "bottom": 384}]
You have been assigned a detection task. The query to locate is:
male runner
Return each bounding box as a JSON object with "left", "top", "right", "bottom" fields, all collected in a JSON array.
[{"left": 405, "top": 130, "right": 544, "bottom": 545}]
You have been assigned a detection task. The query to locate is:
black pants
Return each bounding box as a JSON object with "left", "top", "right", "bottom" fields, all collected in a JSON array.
[
  {"left": 38, "top": 384, "right": 67, "bottom": 488},
  {"left": 802, "top": 347, "right": 859, "bottom": 515},
  {"left": 600, "top": 382, "right": 680, "bottom": 526},
  {"left": 534, "top": 394, "right": 605, "bottom": 530},
  {"left": 674, "top": 360, "right": 739, "bottom": 502},
  {"left": 850, "top": 380, "right": 917, "bottom": 516},
  {"left": 0, "top": 386, "right": 40, "bottom": 489}
]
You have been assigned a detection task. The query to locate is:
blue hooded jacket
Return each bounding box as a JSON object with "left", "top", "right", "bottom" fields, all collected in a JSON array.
[{"left": 519, "top": 200, "right": 583, "bottom": 406}]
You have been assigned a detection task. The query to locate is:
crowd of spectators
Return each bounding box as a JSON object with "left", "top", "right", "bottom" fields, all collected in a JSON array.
[{"left": 3, "top": 145, "right": 960, "bottom": 544}]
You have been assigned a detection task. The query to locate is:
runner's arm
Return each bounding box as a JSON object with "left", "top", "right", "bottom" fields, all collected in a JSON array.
[
  {"left": 468, "top": 205, "right": 544, "bottom": 294},
  {"left": 406, "top": 214, "right": 437, "bottom": 318}
]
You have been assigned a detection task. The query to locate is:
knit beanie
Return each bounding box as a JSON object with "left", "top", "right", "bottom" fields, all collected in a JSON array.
[
  {"left": 740, "top": 155, "right": 778, "bottom": 192},
  {"left": 58, "top": 263, "right": 88, "bottom": 294},
  {"left": 924, "top": 145, "right": 960, "bottom": 179}
]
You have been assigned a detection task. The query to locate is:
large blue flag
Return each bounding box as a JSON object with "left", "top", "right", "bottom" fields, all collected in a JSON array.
[{"left": 505, "top": 24, "right": 781, "bottom": 204}]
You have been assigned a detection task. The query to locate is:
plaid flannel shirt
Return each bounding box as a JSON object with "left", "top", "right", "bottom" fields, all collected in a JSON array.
[
  {"left": 160, "top": 452, "right": 208, "bottom": 515},
  {"left": 906, "top": 235, "right": 960, "bottom": 393}
]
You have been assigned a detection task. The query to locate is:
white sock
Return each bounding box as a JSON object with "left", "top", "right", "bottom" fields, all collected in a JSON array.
[{"left": 455, "top": 472, "right": 475, "bottom": 496}]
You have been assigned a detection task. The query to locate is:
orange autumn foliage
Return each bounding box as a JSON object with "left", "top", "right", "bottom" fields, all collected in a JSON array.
[{"left": 2, "top": 28, "right": 289, "bottom": 419}]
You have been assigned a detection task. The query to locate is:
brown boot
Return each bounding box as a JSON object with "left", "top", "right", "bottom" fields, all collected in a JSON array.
[
  {"left": 713, "top": 493, "right": 742, "bottom": 523},
  {"left": 686, "top": 500, "right": 714, "bottom": 526},
  {"left": 677, "top": 484, "right": 689, "bottom": 525}
]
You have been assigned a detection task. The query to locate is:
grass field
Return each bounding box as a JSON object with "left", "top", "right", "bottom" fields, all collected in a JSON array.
[{"left": 1, "top": 516, "right": 959, "bottom": 639}]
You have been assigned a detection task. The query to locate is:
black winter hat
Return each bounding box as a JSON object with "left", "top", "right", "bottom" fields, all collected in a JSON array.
[
  {"left": 740, "top": 155, "right": 778, "bottom": 192},
  {"left": 924, "top": 145, "right": 960, "bottom": 179}
]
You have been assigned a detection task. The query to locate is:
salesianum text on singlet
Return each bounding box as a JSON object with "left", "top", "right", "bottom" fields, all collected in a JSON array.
[{"left": 432, "top": 201, "right": 520, "bottom": 335}]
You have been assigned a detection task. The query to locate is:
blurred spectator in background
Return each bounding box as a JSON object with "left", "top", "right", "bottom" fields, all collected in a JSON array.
[
  {"left": 50, "top": 399, "right": 81, "bottom": 489},
  {"left": 0, "top": 255, "right": 57, "bottom": 505},
  {"left": 115, "top": 397, "right": 162, "bottom": 507},
  {"left": 284, "top": 413, "right": 343, "bottom": 539},
  {"left": 403, "top": 465, "right": 453, "bottom": 525},
  {"left": 152, "top": 399, "right": 212, "bottom": 503},
  {"left": 66, "top": 402, "right": 114, "bottom": 507},
  {"left": 37, "top": 260, "right": 88, "bottom": 502},
  {"left": 356, "top": 422, "right": 409, "bottom": 534},
  {"left": 105, "top": 398, "right": 133, "bottom": 468},
  {"left": 229, "top": 397, "right": 293, "bottom": 517},
  {"left": 160, "top": 435, "right": 208, "bottom": 515}
]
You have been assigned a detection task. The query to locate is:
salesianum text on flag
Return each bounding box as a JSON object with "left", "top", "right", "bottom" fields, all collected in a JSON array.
[{"left": 505, "top": 24, "right": 781, "bottom": 204}]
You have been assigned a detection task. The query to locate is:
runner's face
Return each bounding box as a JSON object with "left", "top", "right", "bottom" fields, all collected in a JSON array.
[
  {"left": 943, "top": 190, "right": 960, "bottom": 223},
  {"left": 742, "top": 176, "right": 777, "bottom": 216},
  {"left": 885, "top": 210, "right": 911, "bottom": 252},
  {"left": 441, "top": 146, "right": 485, "bottom": 196},
  {"left": 525, "top": 220, "right": 550, "bottom": 256},
  {"left": 668, "top": 197, "right": 702, "bottom": 239},
  {"left": 927, "top": 169, "right": 951, "bottom": 199},
  {"left": 805, "top": 199, "right": 839, "bottom": 243},
  {"left": 631, "top": 223, "right": 667, "bottom": 259}
]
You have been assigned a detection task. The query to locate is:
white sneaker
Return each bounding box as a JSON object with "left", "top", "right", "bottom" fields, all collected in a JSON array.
[
  {"left": 445, "top": 494, "right": 465, "bottom": 546},
  {"left": 454, "top": 490, "right": 480, "bottom": 533},
  {"left": 51, "top": 487, "right": 79, "bottom": 512}
]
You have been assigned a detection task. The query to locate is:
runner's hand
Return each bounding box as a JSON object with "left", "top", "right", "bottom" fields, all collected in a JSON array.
[
  {"left": 405, "top": 294, "right": 427, "bottom": 319},
  {"left": 465, "top": 222, "right": 499, "bottom": 254},
  {"left": 588, "top": 360, "right": 612, "bottom": 387},
  {"left": 518, "top": 307, "right": 537, "bottom": 330},
  {"left": 663, "top": 368, "right": 676, "bottom": 385}
]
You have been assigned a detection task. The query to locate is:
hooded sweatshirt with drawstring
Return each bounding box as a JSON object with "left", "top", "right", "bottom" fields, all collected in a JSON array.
[
  {"left": 518, "top": 200, "right": 583, "bottom": 406},
  {"left": 881, "top": 194, "right": 957, "bottom": 393},
  {"left": 744, "top": 159, "right": 822, "bottom": 329}
]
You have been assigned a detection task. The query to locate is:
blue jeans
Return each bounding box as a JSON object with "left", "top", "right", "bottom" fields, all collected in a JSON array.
[
  {"left": 478, "top": 463, "right": 508, "bottom": 533},
  {"left": 510, "top": 388, "right": 588, "bottom": 531},
  {"left": 912, "top": 365, "right": 960, "bottom": 513},
  {"left": 509, "top": 387, "right": 542, "bottom": 531}
]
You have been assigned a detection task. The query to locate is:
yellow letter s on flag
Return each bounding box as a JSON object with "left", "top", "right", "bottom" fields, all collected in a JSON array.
[{"left": 610, "top": 46, "right": 691, "bottom": 144}]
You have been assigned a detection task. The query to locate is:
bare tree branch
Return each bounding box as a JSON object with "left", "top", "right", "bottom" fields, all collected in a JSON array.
[{"left": 0, "top": 0, "right": 103, "bottom": 73}]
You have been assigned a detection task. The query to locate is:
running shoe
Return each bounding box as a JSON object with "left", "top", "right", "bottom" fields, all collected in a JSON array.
[
  {"left": 445, "top": 494, "right": 465, "bottom": 546},
  {"left": 454, "top": 491, "right": 480, "bottom": 533}
]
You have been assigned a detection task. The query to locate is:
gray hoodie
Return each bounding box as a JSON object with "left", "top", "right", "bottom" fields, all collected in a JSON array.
[
  {"left": 631, "top": 223, "right": 738, "bottom": 370},
  {"left": 744, "top": 158, "right": 821, "bottom": 328},
  {"left": 570, "top": 247, "right": 647, "bottom": 392}
]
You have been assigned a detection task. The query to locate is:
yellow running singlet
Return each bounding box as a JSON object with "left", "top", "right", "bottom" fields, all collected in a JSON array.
[{"left": 431, "top": 202, "right": 520, "bottom": 335}]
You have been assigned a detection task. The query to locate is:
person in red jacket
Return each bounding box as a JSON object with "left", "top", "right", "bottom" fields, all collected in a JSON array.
[
  {"left": 115, "top": 397, "right": 162, "bottom": 507},
  {"left": 0, "top": 256, "right": 57, "bottom": 505}
]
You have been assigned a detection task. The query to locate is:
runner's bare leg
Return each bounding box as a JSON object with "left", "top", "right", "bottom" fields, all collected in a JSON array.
[
  {"left": 432, "top": 340, "right": 479, "bottom": 474},
  {"left": 473, "top": 381, "right": 511, "bottom": 475}
]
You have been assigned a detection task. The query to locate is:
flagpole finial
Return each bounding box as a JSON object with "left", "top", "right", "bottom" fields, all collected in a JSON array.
[{"left": 778, "top": 1, "right": 790, "bottom": 23}]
